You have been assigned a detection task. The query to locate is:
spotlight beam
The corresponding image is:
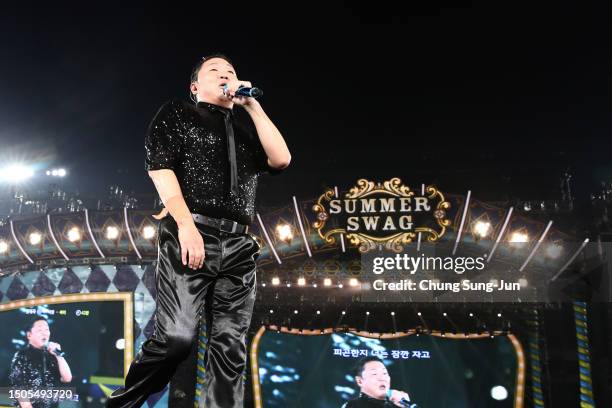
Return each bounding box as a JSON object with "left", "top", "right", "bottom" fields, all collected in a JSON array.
[
  {"left": 452, "top": 190, "right": 472, "bottom": 255},
  {"left": 550, "top": 238, "right": 590, "bottom": 282},
  {"left": 256, "top": 213, "right": 282, "bottom": 264},
  {"left": 487, "top": 207, "right": 514, "bottom": 263},
  {"left": 292, "top": 196, "right": 312, "bottom": 257},
  {"left": 10, "top": 220, "right": 34, "bottom": 264},
  {"left": 519, "top": 220, "right": 553, "bottom": 272},
  {"left": 47, "top": 214, "right": 69, "bottom": 261},
  {"left": 85, "top": 209, "right": 105, "bottom": 258},
  {"left": 124, "top": 207, "right": 142, "bottom": 259}
]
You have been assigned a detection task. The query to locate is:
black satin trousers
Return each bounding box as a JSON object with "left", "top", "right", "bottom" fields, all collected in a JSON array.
[{"left": 107, "top": 215, "right": 259, "bottom": 408}]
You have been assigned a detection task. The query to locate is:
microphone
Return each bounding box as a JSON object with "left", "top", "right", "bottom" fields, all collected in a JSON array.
[
  {"left": 43, "top": 341, "right": 66, "bottom": 358},
  {"left": 387, "top": 390, "right": 418, "bottom": 408},
  {"left": 399, "top": 399, "right": 418, "bottom": 408},
  {"left": 223, "top": 84, "right": 263, "bottom": 99}
]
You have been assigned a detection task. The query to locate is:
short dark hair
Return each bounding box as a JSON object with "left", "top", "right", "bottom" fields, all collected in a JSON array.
[
  {"left": 354, "top": 356, "right": 385, "bottom": 378},
  {"left": 27, "top": 316, "right": 49, "bottom": 333},
  {"left": 189, "top": 53, "right": 234, "bottom": 84}
]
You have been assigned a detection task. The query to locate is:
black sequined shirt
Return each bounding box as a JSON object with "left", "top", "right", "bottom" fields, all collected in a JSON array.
[
  {"left": 9, "top": 345, "right": 62, "bottom": 408},
  {"left": 145, "top": 100, "right": 283, "bottom": 225},
  {"left": 341, "top": 393, "right": 395, "bottom": 408}
]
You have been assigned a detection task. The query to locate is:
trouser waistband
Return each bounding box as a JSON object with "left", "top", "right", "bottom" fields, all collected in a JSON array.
[{"left": 191, "top": 213, "right": 249, "bottom": 234}]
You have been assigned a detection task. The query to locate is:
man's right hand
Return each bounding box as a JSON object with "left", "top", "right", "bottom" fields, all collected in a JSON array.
[{"left": 177, "top": 221, "right": 205, "bottom": 269}]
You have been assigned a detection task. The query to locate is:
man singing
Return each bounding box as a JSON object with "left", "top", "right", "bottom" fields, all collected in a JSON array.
[
  {"left": 342, "top": 357, "right": 412, "bottom": 408},
  {"left": 9, "top": 317, "right": 73, "bottom": 408},
  {"left": 107, "top": 54, "right": 290, "bottom": 408}
]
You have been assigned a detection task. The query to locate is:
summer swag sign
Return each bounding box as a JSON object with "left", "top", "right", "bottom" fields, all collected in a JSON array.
[{"left": 313, "top": 178, "right": 451, "bottom": 252}]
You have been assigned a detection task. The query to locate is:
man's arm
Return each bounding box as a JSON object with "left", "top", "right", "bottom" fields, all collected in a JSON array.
[
  {"left": 56, "top": 356, "right": 72, "bottom": 383},
  {"left": 243, "top": 100, "right": 291, "bottom": 169},
  {"left": 46, "top": 342, "right": 72, "bottom": 382},
  {"left": 148, "top": 169, "right": 204, "bottom": 270},
  {"left": 218, "top": 82, "right": 291, "bottom": 170}
]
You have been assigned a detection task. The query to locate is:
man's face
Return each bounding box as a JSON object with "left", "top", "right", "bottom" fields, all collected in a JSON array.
[
  {"left": 356, "top": 361, "right": 391, "bottom": 399},
  {"left": 27, "top": 320, "right": 50, "bottom": 348},
  {"left": 191, "top": 57, "right": 238, "bottom": 105}
]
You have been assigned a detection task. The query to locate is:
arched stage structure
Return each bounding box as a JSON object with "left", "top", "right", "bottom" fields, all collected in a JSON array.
[{"left": 0, "top": 187, "right": 606, "bottom": 407}]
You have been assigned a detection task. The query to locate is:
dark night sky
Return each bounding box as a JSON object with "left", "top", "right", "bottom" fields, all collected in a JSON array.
[{"left": 1, "top": 2, "right": 611, "bottom": 206}]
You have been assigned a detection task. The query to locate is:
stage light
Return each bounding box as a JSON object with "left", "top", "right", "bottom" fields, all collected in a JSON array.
[
  {"left": 29, "top": 232, "right": 42, "bottom": 245},
  {"left": 323, "top": 278, "right": 332, "bottom": 287},
  {"left": 390, "top": 311, "right": 395, "bottom": 316},
  {"left": 67, "top": 227, "right": 81, "bottom": 242},
  {"left": 297, "top": 277, "right": 306, "bottom": 286},
  {"left": 46, "top": 170, "right": 51, "bottom": 176},
  {"left": 272, "top": 277, "right": 280, "bottom": 286},
  {"left": 443, "top": 312, "right": 447, "bottom": 317},
  {"left": 509, "top": 231, "right": 529, "bottom": 243},
  {"left": 313, "top": 283, "right": 317, "bottom": 288},
  {"left": 469, "top": 312, "right": 474, "bottom": 317},
  {"left": 142, "top": 225, "right": 156, "bottom": 240},
  {"left": 366, "top": 311, "right": 370, "bottom": 315},
  {"left": 115, "top": 338, "right": 125, "bottom": 350},
  {"left": 269, "top": 310, "right": 274, "bottom": 314},
  {"left": 349, "top": 278, "right": 359, "bottom": 287},
  {"left": 490, "top": 385, "right": 508, "bottom": 401},
  {"left": 417, "top": 312, "right": 422, "bottom": 316},
  {"left": 316, "top": 310, "right": 320, "bottom": 315},
  {"left": 294, "top": 310, "right": 298, "bottom": 314},
  {"left": 0, "top": 240, "right": 8, "bottom": 254},
  {"left": 0, "top": 164, "right": 34, "bottom": 183},
  {"left": 262, "top": 283, "right": 266, "bottom": 287},
  {"left": 106, "top": 226, "right": 120, "bottom": 240},
  {"left": 497, "top": 313, "right": 502, "bottom": 317},
  {"left": 57, "top": 168, "right": 67, "bottom": 177},
  {"left": 275, "top": 223, "right": 293, "bottom": 243},
  {"left": 546, "top": 242, "right": 563, "bottom": 258},
  {"left": 473, "top": 221, "right": 491, "bottom": 238},
  {"left": 341, "top": 310, "right": 346, "bottom": 315},
  {"left": 286, "top": 283, "right": 291, "bottom": 287},
  {"left": 51, "top": 169, "right": 58, "bottom": 176}
]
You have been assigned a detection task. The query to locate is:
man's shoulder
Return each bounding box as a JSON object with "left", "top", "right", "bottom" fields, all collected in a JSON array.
[
  {"left": 147, "top": 100, "right": 199, "bottom": 134},
  {"left": 342, "top": 399, "right": 358, "bottom": 408},
  {"left": 157, "top": 98, "right": 191, "bottom": 113},
  {"left": 11, "top": 347, "right": 28, "bottom": 360}
]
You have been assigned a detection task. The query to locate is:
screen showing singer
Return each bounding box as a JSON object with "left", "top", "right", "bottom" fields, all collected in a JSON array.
[
  {"left": 254, "top": 330, "right": 519, "bottom": 407},
  {"left": 0, "top": 297, "right": 128, "bottom": 408},
  {"left": 341, "top": 356, "right": 411, "bottom": 408},
  {"left": 8, "top": 317, "right": 72, "bottom": 408}
]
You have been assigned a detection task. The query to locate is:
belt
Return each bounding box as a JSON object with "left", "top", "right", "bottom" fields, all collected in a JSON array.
[{"left": 191, "top": 213, "right": 249, "bottom": 234}]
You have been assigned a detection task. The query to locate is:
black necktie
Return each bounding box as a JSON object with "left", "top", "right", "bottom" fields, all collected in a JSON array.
[{"left": 222, "top": 110, "right": 239, "bottom": 196}]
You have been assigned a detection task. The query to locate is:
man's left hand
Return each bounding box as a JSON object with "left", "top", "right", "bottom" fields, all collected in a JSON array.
[
  {"left": 223, "top": 79, "right": 256, "bottom": 107},
  {"left": 388, "top": 389, "right": 411, "bottom": 407}
]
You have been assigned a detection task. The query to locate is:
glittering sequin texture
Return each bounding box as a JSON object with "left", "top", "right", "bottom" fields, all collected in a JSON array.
[
  {"left": 9, "top": 345, "right": 61, "bottom": 408},
  {"left": 145, "top": 100, "right": 282, "bottom": 225}
]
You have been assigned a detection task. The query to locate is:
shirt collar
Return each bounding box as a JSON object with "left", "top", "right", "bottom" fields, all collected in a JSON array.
[
  {"left": 196, "top": 101, "right": 233, "bottom": 116},
  {"left": 358, "top": 392, "right": 390, "bottom": 405}
]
